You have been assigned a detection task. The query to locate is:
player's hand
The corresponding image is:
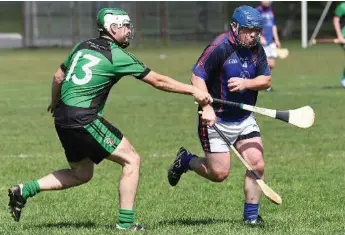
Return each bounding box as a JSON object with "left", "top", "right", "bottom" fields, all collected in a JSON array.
[
  {"left": 275, "top": 40, "right": 281, "bottom": 48},
  {"left": 198, "top": 105, "right": 216, "bottom": 127},
  {"left": 193, "top": 88, "right": 213, "bottom": 106},
  {"left": 47, "top": 103, "right": 56, "bottom": 116},
  {"left": 228, "top": 77, "right": 247, "bottom": 92},
  {"left": 338, "top": 37, "right": 345, "bottom": 44},
  {"left": 260, "top": 36, "right": 267, "bottom": 46}
]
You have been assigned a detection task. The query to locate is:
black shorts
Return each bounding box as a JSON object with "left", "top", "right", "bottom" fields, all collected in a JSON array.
[{"left": 55, "top": 117, "right": 123, "bottom": 164}]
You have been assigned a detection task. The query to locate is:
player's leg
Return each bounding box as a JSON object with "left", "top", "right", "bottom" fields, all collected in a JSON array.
[
  {"left": 38, "top": 158, "right": 94, "bottom": 190},
  {"left": 341, "top": 67, "right": 345, "bottom": 88},
  {"left": 189, "top": 120, "right": 232, "bottom": 182},
  {"left": 106, "top": 138, "right": 142, "bottom": 230},
  {"left": 168, "top": 150, "right": 230, "bottom": 186},
  {"left": 340, "top": 44, "right": 345, "bottom": 87},
  {"left": 235, "top": 115, "right": 265, "bottom": 226},
  {"left": 8, "top": 126, "right": 95, "bottom": 222},
  {"left": 189, "top": 152, "right": 230, "bottom": 182},
  {"left": 36, "top": 126, "right": 96, "bottom": 190},
  {"left": 82, "top": 117, "right": 145, "bottom": 230},
  {"left": 168, "top": 118, "right": 235, "bottom": 186}
]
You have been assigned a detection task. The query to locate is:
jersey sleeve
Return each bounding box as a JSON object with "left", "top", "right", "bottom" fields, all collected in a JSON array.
[
  {"left": 256, "top": 45, "right": 271, "bottom": 76},
  {"left": 335, "top": 3, "right": 345, "bottom": 17},
  {"left": 113, "top": 50, "right": 151, "bottom": 79},
  {"left": 191, "top": 43, "right": 225, "bottom": 81},
  {"left": 60, "top": 42, "right": 82, "bottom": 73}
]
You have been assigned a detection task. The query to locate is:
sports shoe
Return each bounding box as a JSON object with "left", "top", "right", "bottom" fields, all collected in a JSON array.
[
  {"left": 243, "top": 215, "right": 265, "bottom": 227},
  {"left": 8, "top": 185, "right": 27, "bottom": 222},
  {"left": 168, "top": 147, "right": 190, "bottom": 186},
  {"left": 116, "top": 223, "right": 147, "bottom": 230}
]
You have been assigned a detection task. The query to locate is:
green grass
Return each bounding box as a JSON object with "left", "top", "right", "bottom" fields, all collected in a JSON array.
[{"left": 0, "top": 41, "right": 344, "bottom": 235}]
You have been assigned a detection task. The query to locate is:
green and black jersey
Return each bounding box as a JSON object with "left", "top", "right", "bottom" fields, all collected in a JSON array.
[
  {"left": 335, "top": 2, "right": 345, "bottom": 36},
  {"left": 54, "top": 37, "right": 150, "bottom": 127}
]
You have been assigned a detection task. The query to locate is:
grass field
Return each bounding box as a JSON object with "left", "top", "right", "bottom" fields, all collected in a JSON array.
[{"left": 0, "top": 41, "right": 344, "bottom": 235}]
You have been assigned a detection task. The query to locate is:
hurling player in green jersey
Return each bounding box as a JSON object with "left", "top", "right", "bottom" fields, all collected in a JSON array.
[
  {"left": 8, "top": 8, "right": 212, "bottom": 230},
  {"left": 334, "top": 2, "right": 345, "bottom": 87}
]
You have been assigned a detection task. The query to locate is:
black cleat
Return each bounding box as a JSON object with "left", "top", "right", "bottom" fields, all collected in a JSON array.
[
  {"left": 243, "top": 215, "right": 265, "bottom": 227},
  {"left": 116, "top": 223, "right": 147, "bottom": 230},
  {"left": 8, "top": 185, "right": 26, "bottom": 222},
  {"left": 168, "top": 147, "right": 190, "bottom": 186}
]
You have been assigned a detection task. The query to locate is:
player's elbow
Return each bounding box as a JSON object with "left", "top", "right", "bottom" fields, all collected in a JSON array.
[
  {"left": 260, "top": 76, "right": 271, "bottom": 89},
  {"left": 150, "top": 75, "right": 165, "bottom": 89},
  {"left": 333, "top": 17, "right": 340, "bottom": 28},
  {"left": 53, "top": 68, "right": 65, "bottom": 84},
  {"left": 191, "top": 75, "right": 198, "bottom": 85},
  {"left": 191, "top": 74, "right": 206, "bottom": 87},
  {"left": 265, "top": 76, "right": 272, "bottom": 88},
  {"left": 53, "top": 74, "right": 64, "bottom": 84}
]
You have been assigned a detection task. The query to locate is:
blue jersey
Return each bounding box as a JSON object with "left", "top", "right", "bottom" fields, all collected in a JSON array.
[
  {"left": 256, "top": 5, "right": 276, "bottom": 44},
  {"left": 192, "top": 31, "right": 270, "bottom": 122}
]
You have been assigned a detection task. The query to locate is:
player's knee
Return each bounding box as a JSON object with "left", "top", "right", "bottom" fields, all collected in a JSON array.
[
  {"left": 210, "top": 168, "right": 230, "bottom": 182},
  {"left": 75, "top": 170, "right": 93, "bottom": 184},
  {"left": 253, "top": 159, "right": 265, "bottom": 175},
  {"left": 128, "top": 150, "right": 141, "bottom": 167},
  {"left": 123, "top": 151, "right": 141, "bottom": 176}
]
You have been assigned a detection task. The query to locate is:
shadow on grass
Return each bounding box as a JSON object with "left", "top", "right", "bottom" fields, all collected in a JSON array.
[
  {"left": 158, "top": 218, "right": 236, "bottom": 226},
  {"left": 33, "top": 221, "right": 96, "bottom": 229},
  {"left": 321, "top": 85, "right": 344, "bottom": 90}
]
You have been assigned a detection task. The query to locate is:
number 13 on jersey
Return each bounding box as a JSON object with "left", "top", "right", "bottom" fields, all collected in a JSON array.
[{"left": 66, "top": 51, "right": 101, "bottom": 85}]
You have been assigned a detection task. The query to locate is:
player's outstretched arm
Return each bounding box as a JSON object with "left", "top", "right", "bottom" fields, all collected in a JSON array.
[
  {"left": 47, "top": 68, "right": 64, "bottom": 113},
  {"left": 141, "top": 71, "right": 212, "bottom": 106}
]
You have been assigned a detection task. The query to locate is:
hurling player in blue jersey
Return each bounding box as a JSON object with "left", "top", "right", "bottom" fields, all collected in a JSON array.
[
  {"left": 257, "top": 1, "right": 281, "bottom": 91},
  {"left": 168, "top": 6, "right": 271, "bottom": 226}
]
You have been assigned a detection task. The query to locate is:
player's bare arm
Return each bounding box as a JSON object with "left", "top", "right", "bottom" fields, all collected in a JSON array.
[
  {"left": 47, "top": 67, "right": 64, "bottom": 113},
  {"left": 333, "top": 16, "right": 345, "bottom": 43},
  {"left": 142, "top": 70, "right": 213, "bottom": 106},
  {"left": 227, "top": 75, "right": 271, "bottom": 92},
  {"left": 191, "top": 74, "right": 216, "bottom": 126},
  {"left": 272, "top": 25, "right": 281, "bottom": 48}
]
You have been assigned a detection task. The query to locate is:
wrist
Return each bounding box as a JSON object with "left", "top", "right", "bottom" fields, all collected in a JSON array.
[
  {"left": 190, "top": 86, "right": 197, "bottom": 96},
  {"left": 243, "top": 79, "right": 250, "bottom": 89},
  {"left": 202, "top": 104, "right": 213, "bottom": 111}
]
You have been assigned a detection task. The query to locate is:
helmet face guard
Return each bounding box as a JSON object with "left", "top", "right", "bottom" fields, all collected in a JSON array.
[
  {"left": 97, "top": 8, "right": 134, "bottom": 48},
  {"left": 233, "top": 23, "right": 262, "bottom": 48},
  {"left": 231, "top": 6, "right": 264, "bottom": 48}
]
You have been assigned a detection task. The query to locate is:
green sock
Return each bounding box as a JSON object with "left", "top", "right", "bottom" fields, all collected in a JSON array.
[
  {"left": 118, "top": 209, "right": 135, "bottom": 229},
  {"left": 22, "top": 180, "right": 40, "bottom": 199}
]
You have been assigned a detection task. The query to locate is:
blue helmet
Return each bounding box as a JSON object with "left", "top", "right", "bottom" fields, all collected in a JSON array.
[
  {"left": 231, "top": 6, "right": 263, "bottom": 47},
  {"left": 232, "top": 5, "right": 263, "bottom": 29}
]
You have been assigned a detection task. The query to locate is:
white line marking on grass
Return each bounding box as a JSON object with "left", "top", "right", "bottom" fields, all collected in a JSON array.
[
  {"left": 18, "top": 153, "right": 30, "bottom": 158},
  {"left": 150, "top": 153, "right": 172, "bottom": 158}
]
